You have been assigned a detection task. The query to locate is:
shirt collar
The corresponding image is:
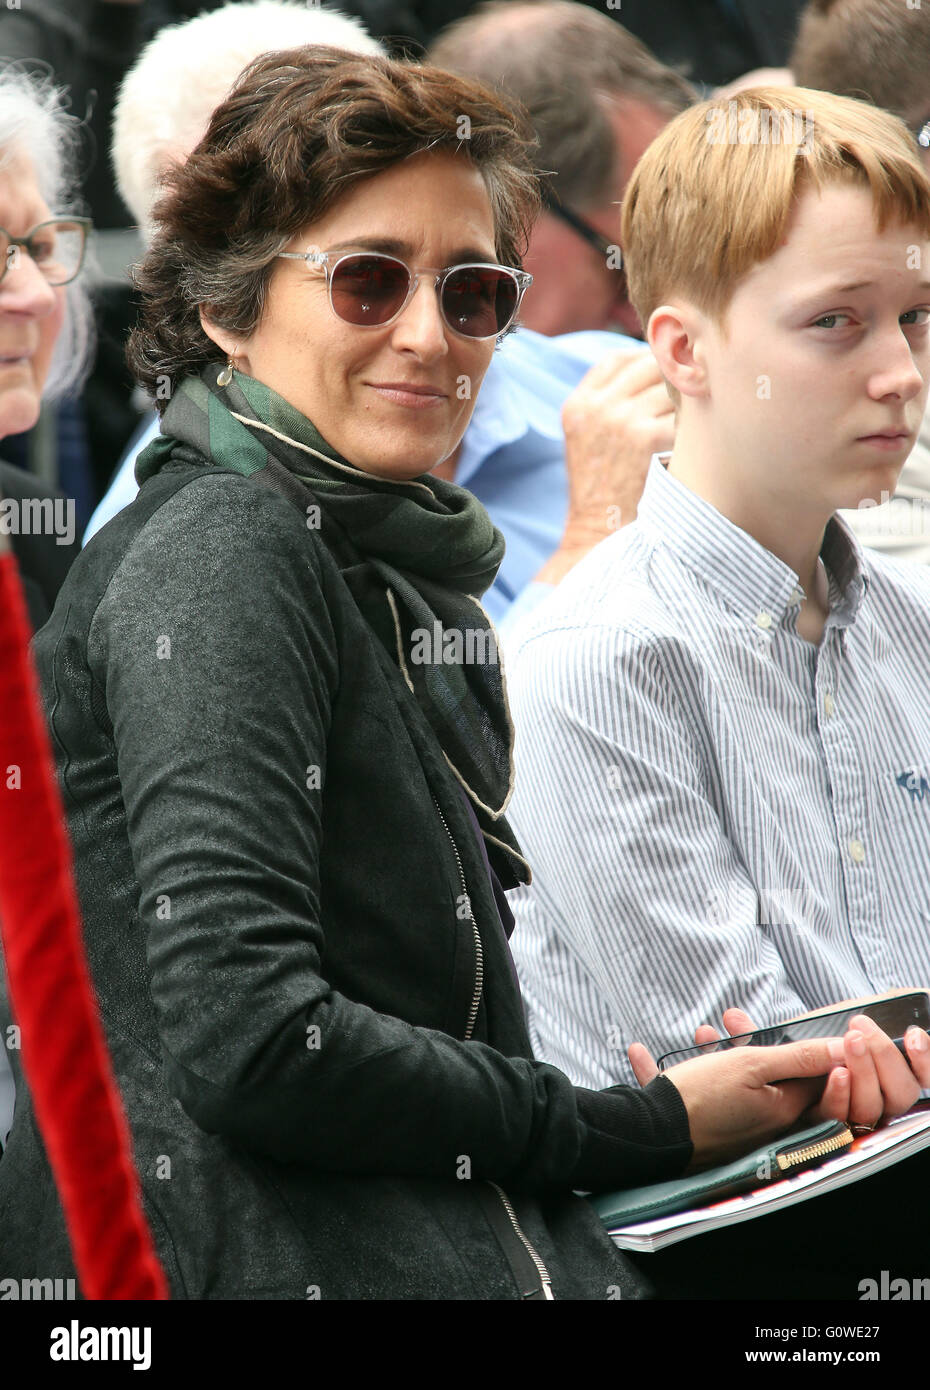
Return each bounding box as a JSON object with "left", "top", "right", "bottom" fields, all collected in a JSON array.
[{"left": 636, "top": 455, "right": 871, "bottom": 630}]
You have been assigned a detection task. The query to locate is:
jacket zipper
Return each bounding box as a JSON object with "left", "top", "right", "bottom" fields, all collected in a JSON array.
[
  {"left": 432, "top": 796, "right": 483, "bottom": 1040},
  {"left": 486, "top": 1182, "right": 555, "bottom": 1300},
  {"left": 431, "top": 795, "right": 554, "bottom": 1300}
]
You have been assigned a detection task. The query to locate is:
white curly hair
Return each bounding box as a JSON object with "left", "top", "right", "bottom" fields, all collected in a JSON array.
[{"left": 112, "top": 1, "right": 383, "bottom": 242}]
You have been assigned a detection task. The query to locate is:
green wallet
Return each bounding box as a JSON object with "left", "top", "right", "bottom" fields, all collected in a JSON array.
[{"left": 590, "top": 1119, "right": 854, "bottom": 1228}]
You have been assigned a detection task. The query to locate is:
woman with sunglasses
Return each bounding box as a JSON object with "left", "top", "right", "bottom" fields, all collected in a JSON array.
[{"left": 0, "top": 47, "right": 857, "bottom": 1300}]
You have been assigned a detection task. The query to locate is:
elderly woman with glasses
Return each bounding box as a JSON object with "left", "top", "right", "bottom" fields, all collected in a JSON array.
[
  {"left": 0, "top": 47, "right": 856, "bottom": 1301},
  {"left": 0, "top": 71, "right": 91, "bottom": 632},
  {"left": 0, "top": 65, "right": 93, "bottom": 1167}
]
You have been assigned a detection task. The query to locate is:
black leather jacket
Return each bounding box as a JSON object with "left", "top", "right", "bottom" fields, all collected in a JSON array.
[{"left": 0, "top": 451, "right": 691, "bottom": 1299}]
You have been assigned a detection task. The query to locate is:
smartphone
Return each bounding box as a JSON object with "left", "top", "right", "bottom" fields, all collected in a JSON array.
[{"left": 655, "top": 991, "right": 930, "bottom": 1071}]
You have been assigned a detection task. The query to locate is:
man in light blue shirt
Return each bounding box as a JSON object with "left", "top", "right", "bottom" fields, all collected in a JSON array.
[{"left": 507, "top": 88, "right": 930, "bottom": 1116}]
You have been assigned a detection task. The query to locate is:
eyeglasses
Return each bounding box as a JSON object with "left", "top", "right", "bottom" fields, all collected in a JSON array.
[
  {"left": 276, "top": 248, "right": 533, "bottom": 339},
  {"left": 542, "top": 193, "right": 621, "bottom": 266},
  {"left": 0, "top": 217, "right": 91, "bottom": 287},
  {"left": 913, "top": 118, "right": 930, "bottom": 150}
]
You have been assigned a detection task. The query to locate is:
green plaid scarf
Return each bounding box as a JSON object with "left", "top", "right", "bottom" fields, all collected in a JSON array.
[{"left": 136, "top": 363, "right": 515, "bottom": 817}]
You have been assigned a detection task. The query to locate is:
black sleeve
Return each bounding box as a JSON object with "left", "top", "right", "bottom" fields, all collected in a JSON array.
[
  {"left": 572, "top": 1075, "right": 692, "bottom": 1188},
  {"left": 91, "top": 472, "right": 692, "bottom": 1192}
]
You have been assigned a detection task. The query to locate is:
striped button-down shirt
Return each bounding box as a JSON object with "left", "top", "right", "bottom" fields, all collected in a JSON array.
[{"left": 506, "top": 457, "right": 930, "bottom": 1089}]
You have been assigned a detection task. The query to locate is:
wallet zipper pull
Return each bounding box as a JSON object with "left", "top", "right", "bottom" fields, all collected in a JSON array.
[{"left": 775, "top": 1124, "right": 854, "bottom": 1173}]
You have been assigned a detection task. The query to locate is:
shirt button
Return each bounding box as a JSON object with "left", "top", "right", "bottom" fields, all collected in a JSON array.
[
  {"left": 824, "top": 693, "right": 836, "bottom": 717},
  {"left": 790, "top": 586, "right": 805, "bottom": 604},
  {"left": 848, "top": 838, "right": 866, "bottom": 863},
  {"left": 755, "top": 611, "right": 773, "bottom": 630}
]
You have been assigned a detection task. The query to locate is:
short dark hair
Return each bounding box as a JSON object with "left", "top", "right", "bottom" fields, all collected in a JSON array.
[
  {"left": 127, "top": 45, "right": 540, "bottom": 406},
  {"left": 427, "top": 1, "right": 695, "bottom": 209},
  {"left": 792, "top": 0, "right": 930, "bottom": 130}
]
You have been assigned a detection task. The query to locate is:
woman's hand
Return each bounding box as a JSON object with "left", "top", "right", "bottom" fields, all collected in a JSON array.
[
  {"left": 629, "top": 1034, "right": 847, "bottom": 1170},
  {"left": 693, "top": 1007, "right": 930, "bottom": 1128},
  {"left": 629, "top": 1005, "right": 930, "bottom": 1170}
]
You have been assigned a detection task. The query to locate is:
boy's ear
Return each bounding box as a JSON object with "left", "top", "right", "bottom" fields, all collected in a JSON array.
[{"left": 646, "top": 302, "right": 711, "bottom": 399}]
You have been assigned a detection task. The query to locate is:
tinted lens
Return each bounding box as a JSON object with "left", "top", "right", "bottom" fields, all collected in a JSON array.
[
  {"left": 441, "top": 266, "right": 518, "bottom": 337},
  {"left": 330, "top": 254, "right": 410, "bottom": 326}
]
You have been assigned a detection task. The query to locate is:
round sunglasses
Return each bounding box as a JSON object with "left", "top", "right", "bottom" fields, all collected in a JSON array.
[{"left": 276, "top": 248, "right": 532, "bottom": 339}]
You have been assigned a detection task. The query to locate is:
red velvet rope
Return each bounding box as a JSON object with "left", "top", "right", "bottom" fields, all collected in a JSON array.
[{"left": 0, "top": 550, "right": 167, "bottom": 1299}]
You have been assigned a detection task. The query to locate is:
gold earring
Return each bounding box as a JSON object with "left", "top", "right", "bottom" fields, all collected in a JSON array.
[{"left": 217, "top": 357, "right": 234, "bottom": 387}]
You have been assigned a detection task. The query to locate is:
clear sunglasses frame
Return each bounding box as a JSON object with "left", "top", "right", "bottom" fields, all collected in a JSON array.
[
  {"left": 276, "top": 247, "right": 533, "bottom": 339},
  {"left": 0, "top": 217, "right": 92, "bottom": 287}
]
